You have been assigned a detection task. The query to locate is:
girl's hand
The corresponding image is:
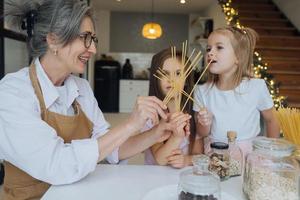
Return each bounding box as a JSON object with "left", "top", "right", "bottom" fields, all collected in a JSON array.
[
  {"left": 166, "top": 149, "right": 191, "bottom": 168},
  {"left": 127, "top": 96, "right": 167, "bottom": 133},
  {"left": 153, "top": 119, "right": 173, "bottom": 143},
  {"left": 196, "top": 108, "right": 213, "bottom": 127},
  {"left": 184, "top": 119, "right": 191, "bottom": 137},
  {"left": 169, "top": 112, "right": 191, "bottom": 138}
]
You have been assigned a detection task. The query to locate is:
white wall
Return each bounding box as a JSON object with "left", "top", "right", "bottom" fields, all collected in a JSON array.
[
  {"left": 273, "top": 0, "right": 300, "bottom": 31},
  {"left": 204, "top": 0, "right": 227, "bottom": 29},
  {"left": 4, "top": 38, "right": 28, "bottom": 74},
  {"left": 110, "top": 52, "right": 153, "bottom": 79},
  {"left": 94, "top": 10, "right": 111, "bottom": 58},
  {"left": 89, "top": 9, "right": 111, "bottom": 88}
]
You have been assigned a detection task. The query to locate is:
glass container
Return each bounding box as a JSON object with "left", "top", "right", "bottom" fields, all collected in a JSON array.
[
  {"left": 178, "top": 155, "right": 221, "bottom": 200},
  {"left": 227, "top": 131, "right": 243, "bottom": 177},
  {"left": 208, "top": 142, "right": 230, "bottom": 181},
  {"left": 243, "top": 137, "right": 299, "bottom": 200}
]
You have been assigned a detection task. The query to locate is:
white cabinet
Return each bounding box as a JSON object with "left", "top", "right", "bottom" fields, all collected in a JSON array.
[{"left": 119, "top": 80, "right": 149, "bottom": 113}]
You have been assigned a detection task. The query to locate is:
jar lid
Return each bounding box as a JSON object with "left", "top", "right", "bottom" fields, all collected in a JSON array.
[
  {"left": 252, "top": 137, "right": 295, "bottom": 157},
  {"left": 210, "top": 142, "right": 229, "bottom": 149}
]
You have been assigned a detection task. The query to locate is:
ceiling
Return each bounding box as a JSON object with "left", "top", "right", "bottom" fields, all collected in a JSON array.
[{"left": 91, "top": 0, "right": 214, "bottom": 14}]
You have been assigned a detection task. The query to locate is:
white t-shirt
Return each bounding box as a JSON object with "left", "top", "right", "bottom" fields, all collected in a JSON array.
[
  {"left": 0, "top": 58, "right": 118, "bottom": 185},
  {"left": 193, "top": 78, "right": 273, "bottom": 142}
]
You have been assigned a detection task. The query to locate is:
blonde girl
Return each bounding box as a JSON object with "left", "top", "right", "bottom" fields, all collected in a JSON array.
[{"left": 193, "top": 26, "right": 280, "bottom": 156}]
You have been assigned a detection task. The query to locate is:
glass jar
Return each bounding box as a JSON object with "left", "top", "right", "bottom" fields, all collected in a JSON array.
[
  {"left": 293, "top": 146, "right": 300, "bottom": 163},
  {"left": 243, "top": 137, "right": 299, "bottom": 200},
  {"left": 178, "top": 155, "right": 221, "bottom": 200},
  {"left": 208, "top": 142, "right": 230, "bottom": 181},
  {"left": 227, "top": 131, "right": 243, "bottom": 177}
]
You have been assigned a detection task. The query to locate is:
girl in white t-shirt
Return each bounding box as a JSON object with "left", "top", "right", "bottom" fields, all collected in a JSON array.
[
  {"left": 144, "top": 48, "right": 203, "bottom": 168},
  {"left": 193, "top": 26, "right": 280, "bottom": 156}
]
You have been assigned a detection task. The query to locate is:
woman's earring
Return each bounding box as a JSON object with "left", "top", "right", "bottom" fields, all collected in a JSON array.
[{"left": 53, "top": 49, "right": 58, "bottom": 56}]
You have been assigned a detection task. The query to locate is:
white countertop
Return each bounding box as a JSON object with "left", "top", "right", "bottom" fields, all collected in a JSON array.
[{"left": 42, "top": 164, "right": 247, "bottom": 200}]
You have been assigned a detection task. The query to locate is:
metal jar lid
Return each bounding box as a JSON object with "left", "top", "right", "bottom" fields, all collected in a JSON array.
[{"left": 210, "top": 142, "right": 229, "bottom": 150}]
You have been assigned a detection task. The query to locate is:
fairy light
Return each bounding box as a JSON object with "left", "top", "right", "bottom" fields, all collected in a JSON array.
[{"left": 217, "top": 0, "right": 286, "bottom": 109}]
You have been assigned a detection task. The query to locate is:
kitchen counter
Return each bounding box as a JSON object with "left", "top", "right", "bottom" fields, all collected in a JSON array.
[
  {"left": 120, "top": 78, "right": 149, "bottom": 80},
  {"left": 42, "top": 164, "right": 246, "bottom": 200}
]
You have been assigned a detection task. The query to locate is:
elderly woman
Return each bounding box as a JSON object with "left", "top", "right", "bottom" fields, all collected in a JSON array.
[{"left": 0, "top": 0, "right": 190, "bottom": 199}]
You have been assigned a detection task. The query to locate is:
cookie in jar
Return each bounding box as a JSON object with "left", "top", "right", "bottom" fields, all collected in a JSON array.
[{"left": 208, "top": 142, "right": 230, "bottom": 181}]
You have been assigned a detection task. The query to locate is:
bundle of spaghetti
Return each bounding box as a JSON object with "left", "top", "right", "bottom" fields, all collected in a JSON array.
[
  {"left": 275, "top": 107, "right": 300, "bottom": 145},
  {"left": 181, "top": 59, "right": 212, "bottom": 112},
  {"left": 154, "top": 41, "right": 204, "bottom": 112}
]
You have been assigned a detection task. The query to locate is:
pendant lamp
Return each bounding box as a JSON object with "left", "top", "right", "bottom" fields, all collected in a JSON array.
[{"left": 142, "top": 0, "right": 162, "bottom": 39}]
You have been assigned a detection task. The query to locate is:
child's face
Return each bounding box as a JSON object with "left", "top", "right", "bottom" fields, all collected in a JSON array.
[
  {"left": 160, "top": 57, "right": 182, "bottom": 96},
  {"left": 206, "top": 32, "right": 238, "bottom": 78}
]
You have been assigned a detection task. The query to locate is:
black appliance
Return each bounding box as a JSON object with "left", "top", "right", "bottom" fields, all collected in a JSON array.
[
  {"left": 0, "top": 162, "right": 4, "bottom": 185},
  {"left": 94, "top": 59, "right": 121, "bottom": 112}
]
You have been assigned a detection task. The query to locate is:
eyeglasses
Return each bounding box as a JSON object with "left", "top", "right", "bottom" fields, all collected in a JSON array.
[{"left": 78, "top": 31, "right": 98, "bottom": 49}]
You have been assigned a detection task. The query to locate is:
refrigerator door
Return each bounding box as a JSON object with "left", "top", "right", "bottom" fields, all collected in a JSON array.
[{"left": 94, "top": 61, "right": 121, "bottom": 112}]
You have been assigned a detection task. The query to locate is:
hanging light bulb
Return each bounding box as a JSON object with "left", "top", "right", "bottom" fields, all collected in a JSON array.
[
  {"left": 142, "top": 0, "right": 163, "bottom": 39},
  {"left": 142, "top": 22, "right": 162, "bottom": 39}
]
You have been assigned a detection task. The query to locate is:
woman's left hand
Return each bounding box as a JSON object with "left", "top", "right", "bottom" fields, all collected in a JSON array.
[{"left": 166, "top": 149, "right": 191, "bottom": 168}]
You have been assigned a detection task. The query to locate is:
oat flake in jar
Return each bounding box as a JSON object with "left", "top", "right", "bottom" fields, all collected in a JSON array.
[{"left": 243, "top": 137, "right": 299, "bottom": 200}]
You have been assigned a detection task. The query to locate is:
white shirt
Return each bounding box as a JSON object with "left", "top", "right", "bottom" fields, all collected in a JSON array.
[
  {"left": 0, "top": 59, "right": 118, "bottom": 185},
  {"left": 193, "top": 79, "right": 273, "bottom": 142}
]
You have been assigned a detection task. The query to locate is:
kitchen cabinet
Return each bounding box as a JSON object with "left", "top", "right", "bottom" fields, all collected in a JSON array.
[{"left": 119, "top": 80, "right": 149, "bottom": 113}]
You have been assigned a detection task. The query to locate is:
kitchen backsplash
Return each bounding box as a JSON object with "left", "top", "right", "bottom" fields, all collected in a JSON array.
[{"left": 109, "top": 52, "right": 154, "bottom": 79}]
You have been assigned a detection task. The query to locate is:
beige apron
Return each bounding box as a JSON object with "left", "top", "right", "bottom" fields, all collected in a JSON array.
[{"left": 2, "top": 64, "right": 94, "bottom": 200}]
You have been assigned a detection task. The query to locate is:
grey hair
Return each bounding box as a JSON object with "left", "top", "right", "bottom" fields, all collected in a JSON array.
[{"left": 5, "top": 0, "right": 94, "bottom": 59}]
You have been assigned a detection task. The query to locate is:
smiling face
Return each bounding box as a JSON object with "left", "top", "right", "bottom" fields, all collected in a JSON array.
[
  {"left": 56, "top": 17, "right": 97, "bottom": 74},
  {"left": 159, "top": 57, "right": 182, "bottom": 97},
  {"left": 206, "top": 31, "right": 238, "bottom": 79}
]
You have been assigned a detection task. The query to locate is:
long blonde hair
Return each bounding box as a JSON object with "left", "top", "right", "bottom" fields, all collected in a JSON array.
[{"left": 207, "top": 26, "right": 258, "bottom": 88}]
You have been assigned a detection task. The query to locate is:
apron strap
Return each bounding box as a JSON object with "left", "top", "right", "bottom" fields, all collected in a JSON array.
[
  {"left": 29, "top": 63, "right": 80, "bottom": 116},
  {"left": 29, "top": 63, "right": 47, "bottom": 119}
]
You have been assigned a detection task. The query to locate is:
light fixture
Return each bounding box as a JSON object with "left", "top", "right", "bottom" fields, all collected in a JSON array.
[
  {"left": 180, "top": 0, "right": 186, "bottom": 4},
  {"left": 142, "top": 0, "right": 162, "bottom": 39}
]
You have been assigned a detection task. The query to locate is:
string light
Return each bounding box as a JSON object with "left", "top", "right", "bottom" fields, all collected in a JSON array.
[{"left": 218, "top": 0, "right": 286, "bottom": 108}]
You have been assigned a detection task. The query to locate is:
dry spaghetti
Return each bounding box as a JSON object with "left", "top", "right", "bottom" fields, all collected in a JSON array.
[
  {"left": 275, "top": 107, "right": 300, "bottom": 145},
  {"left": 154, "top": 41, "right": 211, "bottom": 112}
]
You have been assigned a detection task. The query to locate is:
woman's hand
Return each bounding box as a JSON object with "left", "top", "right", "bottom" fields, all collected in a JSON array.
[
  {"left": 196, "top": 108, "right": 212, "bottom": 127},
  {"left": 169, "top": 112, "right": 191, "bottom": 138},
  {"left": 166, "top": 149, "right": 191, "bottom": 168},
  {"left": 127, "top": 96, "right": 167, "bottom": 134}
]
